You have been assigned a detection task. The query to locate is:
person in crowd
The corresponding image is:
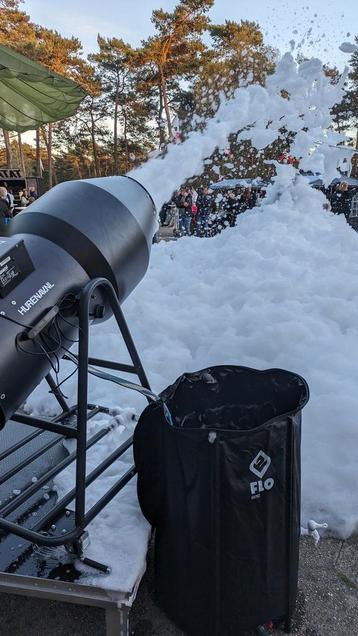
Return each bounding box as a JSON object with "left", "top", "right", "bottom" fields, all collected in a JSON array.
[
  {"left": 27, "top": 196, "right": 36, "bottom": 206},
  {"left": 207, "top": 193, "right": 220, "bottom": 236},
  {"left": 28, "top": 186, "right": 38, "bottom": 200},
  {"left": 330, "top": 182, "right": 352, "bottom": 218},
  {"left": 0, "top": 186, "right": 11, "bottom": 232},
  {"left": 223, "top": 190, "right": 240, "bottom": 227},
  {"left": 191, "top": 187, "right": 198, "bottom": 205},
  {"left": 2, "top": 184, "right": 14, "bottom": 213},
  {"left": 188, "top": 187, "right": 198, "bottom": 233},
  {"left": 7, "top": 188, "right": 15, "bottom": 211},
  {"left": 18, "top": 189, "right": 29, "bottom": 207},
  {"left": 191, "top": 198, "right": 198, "bottom": 234},
  {"left": 174, "top": 187, "right": 192, "bottom": 236},
  {"left": 239, "top": 187, "right": 257, "bottom": 213},
  {"left": 160, "top": 201, "right": 170, "bottom": 225},
  {"left": 196, "top": 186, "right": 213, "bottom": 236}
]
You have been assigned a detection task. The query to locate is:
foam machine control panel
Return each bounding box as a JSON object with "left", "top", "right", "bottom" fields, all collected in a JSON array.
[{"left": 0, "top": 240, "right": 35, "bottom": 299}]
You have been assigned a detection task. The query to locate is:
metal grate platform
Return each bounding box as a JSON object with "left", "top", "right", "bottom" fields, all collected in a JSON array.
[{"left": 0, "top": 413, "right": 139, "bottom": 635}]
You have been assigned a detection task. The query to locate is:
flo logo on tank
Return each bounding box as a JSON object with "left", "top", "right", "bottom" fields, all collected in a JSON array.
[{"left": 249, "top": 450, "right": 274, "bottom": 499}]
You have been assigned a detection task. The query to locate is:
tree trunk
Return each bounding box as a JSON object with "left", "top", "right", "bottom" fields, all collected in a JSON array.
[
  {"left": 160, "top": 70, "right": 173, "bottom": 140},
  {"left": 2, "top": 129, "right": 13, "bottom": 168},
  {"left": 42, "top": 124, "right": 57, "bottom": 187},
  {"left": 76, "top": 158, "right": 83, "bottom": 179},
  {"left": 114, "top": 85, "right": 120, "bottom": 174},
  {"left": 17, "top": 133, "right": 27, "bottom": 177},
  {"left": 36, "top": 129, "right": 42, "bottom": 177},
  {"left": 91, "top": 127, "right": 99, "bottom": 177},
  {"left": 157, "top": 85, "right": 165, "bottom": 148},
  {"left": 353, "top": 129, "right": 358, "bottom": 179},
  {"left": 52, "top": 160, "right": 58, "bottom": 185},
  {"left": 90, "top": 105, "right": 100, "bottom": 177},
  {"left": 48, "top": 123, "right": 53, "bottom": 189},
  {"left": 123, "top": 110, "right": 129, "bottom": 173}
]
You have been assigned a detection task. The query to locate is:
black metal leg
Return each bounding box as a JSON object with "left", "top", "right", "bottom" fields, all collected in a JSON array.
[
  {"left": 110, "top": 299, "right": 151, "bottom": 392},
  {"left": 74, "top": 288, "right": 90, "bottom": 530},
  {"left": 106, "top": 605, "right": 130, "bottom": 636}
]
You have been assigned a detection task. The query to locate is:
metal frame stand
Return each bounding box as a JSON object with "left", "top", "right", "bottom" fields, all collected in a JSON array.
[
  {"left": 0, "top": 571, "right": 133, "bottom": 636},
  {"left": 0, "top": 277, "right": 151, "bottom": 569}
]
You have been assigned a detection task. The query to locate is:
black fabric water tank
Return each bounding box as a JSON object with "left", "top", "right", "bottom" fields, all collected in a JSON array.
[{"left": 134, "top": 365, "right": 309, "bottom": 636}]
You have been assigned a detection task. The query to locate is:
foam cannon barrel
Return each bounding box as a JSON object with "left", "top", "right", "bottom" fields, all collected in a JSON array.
[{"left": 0, "top": 176, "right": 156, "bottom": 428}]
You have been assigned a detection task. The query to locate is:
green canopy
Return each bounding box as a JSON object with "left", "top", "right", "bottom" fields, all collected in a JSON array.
[{"left": 0, "top": 44, "right": 86, "bottom": 132}]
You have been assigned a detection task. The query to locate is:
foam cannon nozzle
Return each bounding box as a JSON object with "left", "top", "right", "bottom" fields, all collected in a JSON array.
[{"left": 0, "top": 176, "right": 156, "bottom": 428}]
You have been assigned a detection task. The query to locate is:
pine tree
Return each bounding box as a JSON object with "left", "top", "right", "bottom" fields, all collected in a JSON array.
[
  {"left": 31, "top": 27, "right": 98, "bottom": 185},
  {"left": 89, "top": 36, "right": 155, "bottom": 173},
  {"left": 345, "top": 39, "right": 358, "bottom": 175},
  {"left": 0, "top": 1, "right": 37, "bottom": 53},
  {"left": 176, "top": 19, "right": 277, "bottom": 185},
  {"left": 191, "top": 20, "right": 276, "bottom": 120},
  {"left": 346, "top": 39, "right": 358, "bottom": 147},
  {"left": 0, "top": 0, "right": 23, "bottom": 7},
  {"left": 139, "top": 0, "right": 213, "bottom": 143},
  {"left": 326, "top": 40, "right": 358, "bottom": 175}
]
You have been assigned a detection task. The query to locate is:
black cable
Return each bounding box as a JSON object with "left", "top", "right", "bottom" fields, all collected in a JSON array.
[
  {"left": 57, "top": 308, "right": 83, "bottom": 338},
  {"left": 39, "top": 330, "right": 62, "bottom": 375},
  {"left": 47, "top": 316, "right": 65, "bottom": 350},
  {"left": 44, "top": 321, "right": 79, "bottom": 398},
  {"left": 51, "top": 366, "right": 78, "bottom": 393},
  {"left": 15, "top": 333, "right": 61, "bottom": 377},
  {"left": 10, "top": 307, "right": 62, "bottom": 378},
  {"left": 54, "top": 314, "right": 79, "bottom": 343},
  {"left": 59, "top": 292, "right": 77, "bottom": 308},
  {"left": 46, "top": 334, "right": 77, "bottom": 364},
  {"left": 15, "top": 335, "right": 53, "bottom": 357}
]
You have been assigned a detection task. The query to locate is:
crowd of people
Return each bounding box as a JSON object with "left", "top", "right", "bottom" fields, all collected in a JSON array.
[
  {"left": 1, "top": 178, "right": 357, "bottom": 237},
  {"left": 160, "top": 180, "right": 358, "bottom": 238},
  {"left": 0, "top": 184, "right": 38, "bottom": 226},
  {"left": 160, "top": 185, "right": 263, "bottom": 237}
]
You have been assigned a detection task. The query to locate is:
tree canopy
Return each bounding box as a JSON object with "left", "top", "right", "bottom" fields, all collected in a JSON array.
[{"left": 0, "top": 0, "right": 356, "bottom": 184}]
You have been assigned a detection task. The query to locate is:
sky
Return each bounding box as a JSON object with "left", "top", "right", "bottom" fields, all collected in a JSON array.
[{"left": 23, "top": 0, "right": 357, "bottom": 71}]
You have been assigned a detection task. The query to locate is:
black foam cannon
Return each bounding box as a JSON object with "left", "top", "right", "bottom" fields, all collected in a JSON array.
[{"left": 0, "top": 175, "right": 156, "bottom": 428}]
